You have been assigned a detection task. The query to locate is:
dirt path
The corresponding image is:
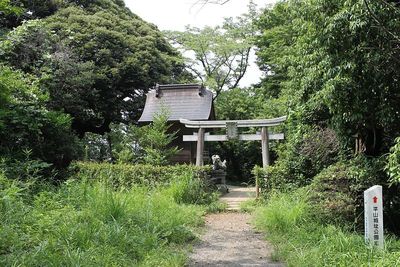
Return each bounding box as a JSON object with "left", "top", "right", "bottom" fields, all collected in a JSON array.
[
  {"left": 219, "top": 185, "right": 256, "bottom": 211},
  {"left": 188, "top": 186, "right": 284, "bottom": 267}
]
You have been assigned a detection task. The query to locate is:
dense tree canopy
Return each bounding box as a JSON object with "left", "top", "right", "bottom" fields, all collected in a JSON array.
[
  {"left": 257, "top": 0, "right": 400, "bottom": 155},
  {"left": 1, "top": 0, "right": 186, "bottom": 136},
  {"left": 0, "top": 0, "right": 188, "bottom": 169},
  {"left": 255, "top": 0, "right": 400, "bottom": 233},
  {"left": 0, "top": 65, "right": 80, "bottom": 168}
]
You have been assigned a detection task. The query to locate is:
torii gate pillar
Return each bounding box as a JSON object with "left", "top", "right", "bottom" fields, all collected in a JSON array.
[
  {"left": 261, "top": 127, "right": 271, "bottom": 167},
  {"left": 260, "top": 127, "right": 271, "bottom": 198},
  {"left": 196, "top": 128, "right": 205, "bottom": 166}
]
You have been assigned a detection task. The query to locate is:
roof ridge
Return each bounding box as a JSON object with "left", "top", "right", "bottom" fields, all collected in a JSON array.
[{"left": 156, "top": 83, "right": 203, "bottom": 90}]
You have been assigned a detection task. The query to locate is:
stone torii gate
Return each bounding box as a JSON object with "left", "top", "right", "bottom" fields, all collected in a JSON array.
[{"left": 180, "top": 116, "right": 287, "bottom": 197}]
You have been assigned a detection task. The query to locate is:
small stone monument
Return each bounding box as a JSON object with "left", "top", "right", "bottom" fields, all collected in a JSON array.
[
  {"left": 212, "top": 155, "right": 226, "bottom": 171},
  {"left": 364, "top": 185, "right": 384, "bottom": 249},
  {"left": 211, "top": 155, "right": 228, "bottom": 193}
]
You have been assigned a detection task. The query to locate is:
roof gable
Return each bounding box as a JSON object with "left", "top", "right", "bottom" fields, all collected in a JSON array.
[{"left": 138, "top": 84, "right": 214, "bottom": 122}]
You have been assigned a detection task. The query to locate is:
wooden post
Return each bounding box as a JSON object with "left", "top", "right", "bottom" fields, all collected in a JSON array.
[
  {"left": 196, "top": 128, "right": 205, "bottom": 166},
  {"left": 258, "top": 127, "right": 270, "bottom": 198}
]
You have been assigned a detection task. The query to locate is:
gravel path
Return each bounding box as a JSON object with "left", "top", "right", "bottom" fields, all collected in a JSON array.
[
  {"left": 219, "top": 186, "right": 256, "bottom": 211},
  {"left": 188, "top": 186, "right": 284, "bottom": 267}
]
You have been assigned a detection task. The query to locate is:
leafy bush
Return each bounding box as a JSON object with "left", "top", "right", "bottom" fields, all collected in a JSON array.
[
  {"left": 0, "top": 65, "right": 81, "bottom": 170},
  {"left": 256, "top": 155, "right": 385, "bottom": 227},
  {"left": 254, "top": 189, "right": 400, "bottom": 267},
  {"left": 254, "top": 125, "right": 343, "bottom": 195},
  {"left": 0, "top": 149, "right": 53, "bottom": 181},
  {"left": 253, "top": 164, "right": 294, "bottom": 195},
  {"left": 259, "top": 124, "right": 317, "bottom": 190},
  {"left": 300, "top": 127, "right": 340, "bottom": 171},
  {"left": 386, "top": 137, "right": 400, "bottom": 185},
  {"left": 71, "top": 161, "right": 212, "bottom": 189},
  {"left": 308, "top": 157, "right": 383, "bottom": 226}
]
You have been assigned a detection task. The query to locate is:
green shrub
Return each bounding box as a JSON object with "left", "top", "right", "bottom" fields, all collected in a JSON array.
[
  {"left": 0, "top": 149, "right": 53, "bottom": 181},
  {"left": 135, "top": 110, "right": 180, "bottom": 166},
  {"left": 299, "top": 127, "right": 340, "bottom": 171},
  {"left": 256, "top": 155, "right": 384, "bottom": 227},
  {"left": 253, "top": 164, "right": 300, "bottom": 196},
  {"left": 308, "top": 157, "right": 383, "bottom": 226},
  {"left": 387, "top": 136, "right": 400, "bottom": 185},
  {"left": 259, "top": 125, "right": 342, "bottom": 193},
  {"left": 71, "top": 161, "right": 212, "bottom": 188}
]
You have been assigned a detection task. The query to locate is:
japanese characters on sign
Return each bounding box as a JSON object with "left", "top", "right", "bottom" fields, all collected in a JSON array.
[
  {"left": 226, "top": 122, "right": 238, "bottom": 140},
  {"left": 364, "top": 185, "right": 384, "bottom": 248}
]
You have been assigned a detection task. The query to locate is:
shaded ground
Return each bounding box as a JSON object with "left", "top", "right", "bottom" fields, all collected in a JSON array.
[{"left": 188, "top": 186, "right": 284, "bottom": 267}]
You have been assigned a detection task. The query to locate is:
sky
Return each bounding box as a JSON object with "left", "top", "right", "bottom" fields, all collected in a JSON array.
[{"left": 125, "top": 0, "right": 276, "bottom": 87}]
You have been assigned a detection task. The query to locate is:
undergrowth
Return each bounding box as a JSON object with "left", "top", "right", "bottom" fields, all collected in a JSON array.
[
  {"left": 254, "top": 188, "right": 400, "bottom": 267},
  {"left": 0, "top": 163, "right": 221, "bottom": 266}
]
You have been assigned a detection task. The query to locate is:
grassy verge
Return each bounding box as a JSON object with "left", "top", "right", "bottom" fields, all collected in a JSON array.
[
  {"left": 0, "top": 164, "right": 221, "bottom": 266},
  {"left": 254, "top": 188, "right": 400, "bottom": 267}
]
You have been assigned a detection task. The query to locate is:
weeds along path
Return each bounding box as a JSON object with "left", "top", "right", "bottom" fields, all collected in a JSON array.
[{"left": 189, "top": 186, "right": 284, "bottom": 267}]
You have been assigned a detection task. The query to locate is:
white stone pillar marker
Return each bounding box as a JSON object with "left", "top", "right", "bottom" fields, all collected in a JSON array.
[{"left": 364, "top": 185, "right": 384, "bottom": 249}]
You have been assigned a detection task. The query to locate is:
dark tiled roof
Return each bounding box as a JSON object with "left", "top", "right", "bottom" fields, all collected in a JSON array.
[{"left": 138, "top": 84, "right": 214, "bottom": 122}]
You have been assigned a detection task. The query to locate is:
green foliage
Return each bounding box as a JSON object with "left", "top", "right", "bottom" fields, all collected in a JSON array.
[
  {"left": 0, "top": 149, "right": 52, "bottom": 181},
  {"left": 256, "top": 155, "right": 390, "bottom": 227},
  {"left": 0, "top": 175, "right": 204, "bottom": 266},
  {"left": 215, "top": 87, "right": 262, "bottom": 120},
  {"left": 255, "top": 189, "right": 309, "bottom": 233},
  {"left": 300, "top": 127, "right": 340, "bottom": 170},
  {"left": 0, "top": 0, "right": 190, "bottom": 172},
  {"left": 213, "top": 87, "right": 286, "bottom": 181},
  {"left": 0, "top": 0, "right": 23, "bottom": 32},
  {"left": 215, "top": 86, "right": 286, "bottom": 120},
  {"left": 0, "top": 0, "right": 22, "bottom": 15},
  {"left": 254, "top": 189, "right": 400, "bottom": 266},
  {"left": 257, "top": 0, "right": 400, "bottom": 155},
  {"left": 1, "top": 1, "right": 186, "bottom": 136},
  {"left": 239, "top": 199, "right": 260, "bottom": 213},
  {"left": 386, "top": 137, "right": 400, "bottom": 185},
  {"left": 0, "top": 158, "right": 224, "bottom": 266},
  {"left": 0, "top": 65, "right": 81, "bottom": 169},
  {"left": 165, "top": 2, "right": 258, "bottom": 98},
  {"left": 71, "top": 161, "right": 212, "bottom": 189},
  {"left": 82, "top": 132, "right": 112, "bottom": 162},
  {"left": 255, "top": 0, "right": 400, "bottom": 234},
  {"left": 82, "top": 112, "right": 181, "bottom": 165},
  {"left": 135, "top": 111, "right": 180, "bottom": 165},
  {"left": 308, "top": 157, "right": 383, "bottom": 226},
  {"left": 254, "top": 125, "right": 341, "bottom": 191},
  {"left": 166, "top": 171, "right": 219, "bottom": 205}
]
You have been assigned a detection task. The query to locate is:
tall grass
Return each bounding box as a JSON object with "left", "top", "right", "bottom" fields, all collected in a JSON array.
[
  {"left": 0, "top": 166, "right": 215, "bottom": 266},
  {"left": 254, "top": 188, "right": 400, "bottom": 267}
]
